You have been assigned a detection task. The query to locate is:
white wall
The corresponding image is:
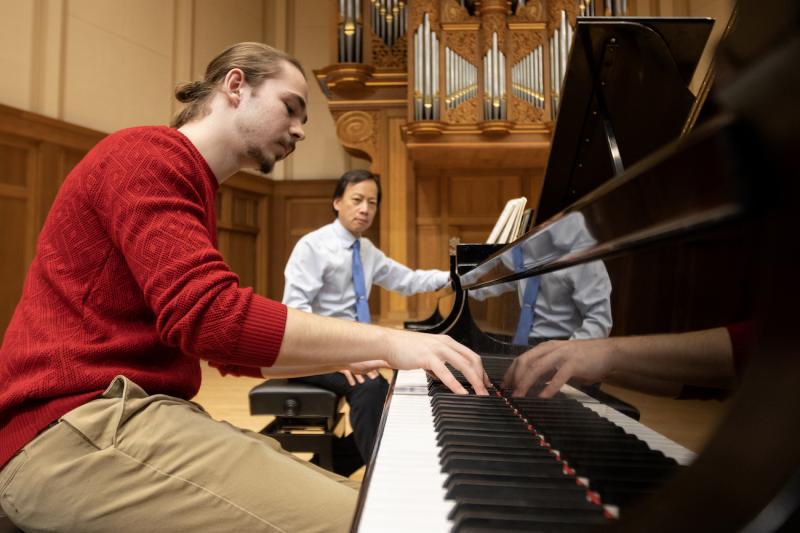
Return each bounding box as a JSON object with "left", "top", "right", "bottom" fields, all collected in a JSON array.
[{"left": 0, "top": 0, "right": 350, "bottom": 180}]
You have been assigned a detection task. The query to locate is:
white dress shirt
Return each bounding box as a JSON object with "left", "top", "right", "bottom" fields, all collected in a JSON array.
[{"left": 283, "top": 219, "right": 450, "bottom": 320}]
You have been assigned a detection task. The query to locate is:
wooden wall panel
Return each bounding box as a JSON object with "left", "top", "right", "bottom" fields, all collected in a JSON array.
[
  {"left": 0, "top": 198, "right": 27, "bottom": 333},
  {"left": 0, "top": 105, "right": 102, "bottom": 336},
  {"left": 217, "top": 173, "right": 272, "bottom": 297},
  {"left": 0, "top": 141, "right": 30, "bottom": 186},
  {"left": 414, "top": 224, "right": 446, "bottom": 315},
  {"left": 416, "top": 176, "right": 440, "bottom": 218},
  {"left": 448, "top": 175, "right": 522, "bottom": 218}
]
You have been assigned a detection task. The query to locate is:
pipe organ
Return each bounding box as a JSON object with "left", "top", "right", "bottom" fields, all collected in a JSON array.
[
  {"left": 445, "top": 48, "right": 478, "bottom": 111},
  {"left": 512, "top": 45, "right": 545, "bottom": 110},
  {"left": 325, "top": 1, "right": 632, "bottom": 124}
]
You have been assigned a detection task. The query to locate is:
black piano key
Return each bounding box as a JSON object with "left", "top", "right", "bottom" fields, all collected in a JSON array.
[
  {"left": 436, "top": 431, "right": 541, "bottom": 448},
  {"left": 452, "top": 514, "right": 607, "bottom": 533},
  {"left": 425, "top": 367, "right": 683, "bottom": 524},
  {"left": 441, "top": 455, "right": 566, "bottom": 476},
  {"left": 440, "top": 444, "right": 554, "bottom": 461},
  {"left": 446, "top": 480, "right": 589, "bottom": 504},
  {"left": 434, "top": 420, "right": 531, "bottom": 434},
  {"left": 444, "top": 470, "right": 581, "bottom": 490},
  {"left": 450, "top": 506, "right": 609, "bottom": 527}
]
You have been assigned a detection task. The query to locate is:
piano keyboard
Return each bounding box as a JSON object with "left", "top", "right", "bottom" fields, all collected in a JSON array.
[{"left": 354, "top": 366, "right": 696, "bottom": 532}]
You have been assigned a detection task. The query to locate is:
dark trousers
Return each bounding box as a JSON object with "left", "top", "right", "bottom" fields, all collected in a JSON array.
[{"left": 289, "top": 372, "right": 389, "bottom": 462}]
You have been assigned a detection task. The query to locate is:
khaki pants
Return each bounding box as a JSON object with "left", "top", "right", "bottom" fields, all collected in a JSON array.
[{"left": 0, "top": 376, "right": 359, "bottom": 532}]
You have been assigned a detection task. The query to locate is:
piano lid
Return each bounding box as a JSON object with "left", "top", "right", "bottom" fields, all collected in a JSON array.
[
  {"left": 459, "top": 113, "right": 748, "bottom": 290},
  {"left": 536, "top": 17, "right": 713, "bottom": 223}
]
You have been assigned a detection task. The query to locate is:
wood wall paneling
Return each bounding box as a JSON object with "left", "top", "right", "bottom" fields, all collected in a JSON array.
[
  {"left": 217, "top": 173, "right": 272, "bottom": 297},
  {"left": 414, "top": 224, "right": 446, "bottom": 317},
  {"left": 0, "top": 105, "right": 104, "bottom": 336},
  {"left": 0, "top": 197, "right": 28, "bottom": 334},
  {"left": 448, "top": 174, "right": 522, "bottom": 218}
]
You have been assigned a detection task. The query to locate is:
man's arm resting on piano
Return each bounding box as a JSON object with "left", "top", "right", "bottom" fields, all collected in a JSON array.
[
  {"left": 269, "top": 308, "right": 489, "bottom": 394},
  {"left": 504, "top": 327, "right": 738, "bottom": 398}
]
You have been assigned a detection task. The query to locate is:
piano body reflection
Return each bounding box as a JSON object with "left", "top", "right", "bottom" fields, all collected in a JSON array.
[{"left": 354, "top": 4, "right": 800, "bottom": 532}]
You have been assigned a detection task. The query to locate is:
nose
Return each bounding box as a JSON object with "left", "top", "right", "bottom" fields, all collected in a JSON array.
[{"left": 290, "top": 120, "right": 305, "bottom": 142}]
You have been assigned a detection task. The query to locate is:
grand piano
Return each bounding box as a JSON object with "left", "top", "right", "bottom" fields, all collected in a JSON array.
[{"left": 352, "top": 2, "right": 800, "bottom": 531}]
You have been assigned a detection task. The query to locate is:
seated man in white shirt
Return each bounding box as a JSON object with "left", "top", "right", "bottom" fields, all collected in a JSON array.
[{"left": 282, "top": 169, "right": 449, "bottom": 475}]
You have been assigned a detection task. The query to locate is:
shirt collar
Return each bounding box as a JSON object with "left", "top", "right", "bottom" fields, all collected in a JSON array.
[{"left": 332, "top": 218, "right": 359, "bottom": 248}]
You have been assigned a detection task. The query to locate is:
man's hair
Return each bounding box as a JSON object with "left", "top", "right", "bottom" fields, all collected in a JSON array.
[
  {"left": 171, "top": 42, "right": 305, "bottom": 128},
  {"left": 332, "top": 170, "right": 382, "bottom": 215}
]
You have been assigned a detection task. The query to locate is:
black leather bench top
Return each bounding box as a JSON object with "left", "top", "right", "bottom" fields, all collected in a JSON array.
[{"left": 249, "top": 379, "right": 339, "bottom": 418}]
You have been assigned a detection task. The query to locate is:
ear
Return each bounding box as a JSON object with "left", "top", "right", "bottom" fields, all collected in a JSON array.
[
  {"left": 333, "top": 197, "right": 341, "bottom": 213},
  {"left": 221, "top": 68, "right": 246, "bottom": 106}
]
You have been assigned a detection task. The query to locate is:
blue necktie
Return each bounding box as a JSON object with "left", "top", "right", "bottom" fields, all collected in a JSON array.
[
  {"left": 352, "top": 239, "right": 371, "bottom": 323},
  {"left": 512, "top": 245, "right": 540, "bottom": 345}
]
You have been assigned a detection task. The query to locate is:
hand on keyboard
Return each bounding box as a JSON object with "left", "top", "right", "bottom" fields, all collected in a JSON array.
[{"left": 382, "top": 329, "right": 490, "bottom": 395}]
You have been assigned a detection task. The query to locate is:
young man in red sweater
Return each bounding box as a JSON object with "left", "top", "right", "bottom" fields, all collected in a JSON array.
[{"left": 0, "top": 42, "right": 488, "bottom": 532}]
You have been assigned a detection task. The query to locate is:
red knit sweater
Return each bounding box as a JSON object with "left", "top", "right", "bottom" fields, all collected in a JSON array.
[{"left": 0, "top": 126, "right": 287, "bottom": 468}]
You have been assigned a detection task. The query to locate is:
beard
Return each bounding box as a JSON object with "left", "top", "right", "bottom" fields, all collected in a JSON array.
[{"left": 246, "top": 145, "right": 274, "bottom": 174}]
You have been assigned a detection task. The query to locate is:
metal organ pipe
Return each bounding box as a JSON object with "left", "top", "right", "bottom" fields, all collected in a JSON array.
[
  {"left": 549, "top": 10, "right": 575, "bottom": 116},
  {"left": 415, "top": 25, "right": 422, "bottom": 118},
  {"left": 355, "top": 0, "right": 362, "bottom": 62},
  {"left": 432, "top": 30, "right": 439, "bottom": 119},
  {"left": 371, "top": 0, "right": 407, "bottom": 49},
  {"left": 414, "top": 13, "right": 440, "bottom": 120},
  {"left": 339, "top": 0, "right": 346, "bottom": 61},
  {"left": 423, "top": 14, "right": 431, "bottom": 118},
  {"left": 338, "top": 0, "right": 365, "bottom": 62}
]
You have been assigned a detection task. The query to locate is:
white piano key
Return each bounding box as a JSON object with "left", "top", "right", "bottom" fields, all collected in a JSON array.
[
  {"left": 393, "top": 368, "right": 428, "bottom": 390},
  {"left": 356, "top": 390, "right": 452, "bottom": 532}
]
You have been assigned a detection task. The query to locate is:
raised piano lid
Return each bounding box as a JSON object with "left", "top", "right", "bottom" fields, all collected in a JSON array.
[
  {"left": 537, "top": 16, "right": 713, "bottom": 223},
  {"left": 459, "top": 112, "right": 746, "bottom": 292}
]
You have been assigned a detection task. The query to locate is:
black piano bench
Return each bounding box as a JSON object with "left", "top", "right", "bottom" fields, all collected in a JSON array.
[{"left": 248, "top": 379, "right": 343, "bottom": 471}]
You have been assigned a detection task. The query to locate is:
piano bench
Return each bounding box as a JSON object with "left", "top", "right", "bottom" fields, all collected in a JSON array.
[{"left": 248, "top": 379, "right": 343, "bottom": 471}]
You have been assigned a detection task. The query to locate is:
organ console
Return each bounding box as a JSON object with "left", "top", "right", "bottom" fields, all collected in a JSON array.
[{"left": 351, "top": 1, "right": 800, "bottom": 531}]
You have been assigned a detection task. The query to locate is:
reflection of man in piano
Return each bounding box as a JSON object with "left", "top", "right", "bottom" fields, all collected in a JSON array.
[
  {"left": 283, "top": 169, "right": 451, "bottom": 475},
  {"left": 472, "top": 212, "right": 612, "bottom": 343},
  {"left": 503, "top": 323, "right": 752, "bottom": 399},
  {"left": 0, "top": 43, "right": 488, "bottom": 533}
]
